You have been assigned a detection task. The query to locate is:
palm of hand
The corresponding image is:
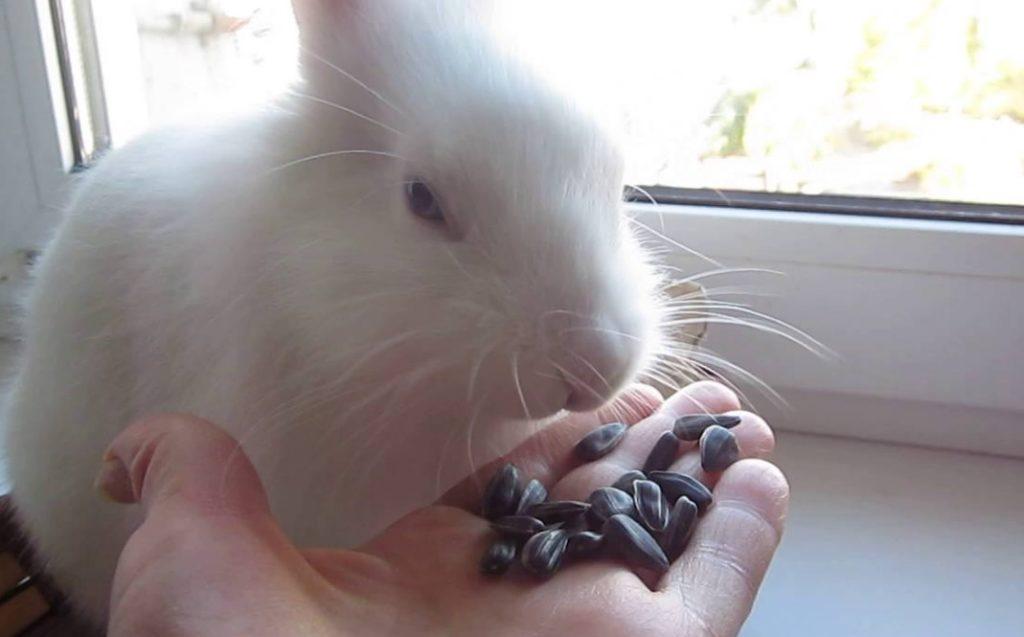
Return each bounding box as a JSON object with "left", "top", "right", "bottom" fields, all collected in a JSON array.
[
  {"left": 107, "top": 382, "right": 786, "bottom": 637},
  {"left": 315, "top": 383, "right": 785, "bottom": 637}
]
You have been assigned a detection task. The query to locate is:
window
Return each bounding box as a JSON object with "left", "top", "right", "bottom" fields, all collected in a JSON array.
[
  {"left": 47, "top": 0, "right": 298, "bottom": 156},
  {"left": 50, "top": 0, "right": 1024, "bottom": 219},
  {"left": 3, "top": 0, "right": 1022, "bottom": 456}
]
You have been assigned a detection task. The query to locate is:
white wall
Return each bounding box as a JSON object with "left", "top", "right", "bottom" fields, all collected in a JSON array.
[
  {"left": 0, "top": 7, "right": 42, "bottom": 250},
  {"left": 2, "top": 3, "right": 51, "bottom": 340},
  {"left": 0, "top": 0, "right": 70, "bottom": 256}
]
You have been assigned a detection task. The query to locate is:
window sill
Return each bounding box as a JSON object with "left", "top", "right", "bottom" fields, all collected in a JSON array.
[
  {"left": 748, "top": 430, "right": 1024, "bottom": 636},
  {"left": 630, "top": 202, "right": 1024, "bottom": 458}
]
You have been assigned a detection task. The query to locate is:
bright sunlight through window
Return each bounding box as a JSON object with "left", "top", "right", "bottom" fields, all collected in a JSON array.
[{"left": 64, "top": 0, "right": 1024, "bottom": 206}]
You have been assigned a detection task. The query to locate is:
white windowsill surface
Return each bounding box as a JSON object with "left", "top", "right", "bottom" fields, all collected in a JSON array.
[{"left": 746, "top": 431, "right": 1024, "bottom": 636}]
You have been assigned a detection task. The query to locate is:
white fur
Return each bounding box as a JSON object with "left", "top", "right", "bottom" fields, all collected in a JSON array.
[{"left": 1, "top": 0, "right": 662, "bottom": 626}]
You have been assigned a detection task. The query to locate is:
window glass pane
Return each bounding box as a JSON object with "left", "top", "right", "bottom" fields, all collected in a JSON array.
[
  {"left": 80, "top": 0, "right": 1024, "bottom": 206},
  {"left": 50, "top": 0, "right": 111, "bottom": 163},
  {"left": 126, "top": 0, "right": 297, "bottom": 128},
  {"left": 86, "top": 0, "right": 298, "bottom": 145}
]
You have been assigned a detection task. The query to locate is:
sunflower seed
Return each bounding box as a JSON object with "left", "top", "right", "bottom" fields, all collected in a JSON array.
[
  {"left": 521, "top": 529, "right": 569, "bottom": 578},
  {"left": 480, "top": 537, "right": 518, "bottom": 576},
  {"left": 567, "top": 531, "right": 604, "bottom": 558},
  {"left": 673, "top": 414, "right": 742, "bottom": 441},
  {"left": 574, "top": 422, "right": 628, "bottom": 461},
  {"left": 491, "top": 515, "right": 545, "bottom": 539},
  {"left": 611, "top": 470, "right": 647, "bottom": 494},
  {"left": 527, "top": 500, "right": 590, "bottom": 524},
  {"left": 603, "top": 514, "right": 669, "bottom": 574},
  {"left": 560, "top": 514, "right": 590, "bottom": 534},
  {"left": 587, "top": 487, "right": 637, "bottom": 526},
  {"left": 544, "top": 514, "right": 588, "bottom": 534},
  {"left": 700, "top": 425, "right": 740, "bottom": 472},
  {"left": 515, "top": 479, "right": 548, "bottom": 515},
  {"left": 642, "top": 431, "right": 681, "bottom": 473},
  {"left": 647, "top": 471, "right": 713, "bottom": 512},
  {"left": 633, "top": 480, "right": 670, "bottom": 532},
  {"left": 481, "top": 463, "right": 521, "bottom": 520},
  {"left": 662, "top": 496, "right": 698, "bottom": 561}
]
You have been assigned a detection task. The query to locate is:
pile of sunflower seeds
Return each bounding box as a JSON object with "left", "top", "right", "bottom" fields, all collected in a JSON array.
[{"left": 480, "top": 414, "right": 741, "bottom": 579}]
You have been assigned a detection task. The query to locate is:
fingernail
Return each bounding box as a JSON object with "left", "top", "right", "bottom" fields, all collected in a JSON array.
[{"left": 94, "top": 455, "right": 135, "bottom": 504}]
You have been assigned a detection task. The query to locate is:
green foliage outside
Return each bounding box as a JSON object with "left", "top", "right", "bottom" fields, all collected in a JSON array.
[{"left": 635, "top": 0, "right": 1024, "bottom": 205}]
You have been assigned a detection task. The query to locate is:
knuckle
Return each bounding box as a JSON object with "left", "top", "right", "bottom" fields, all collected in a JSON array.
[
  {"left": 729, "top": 411, "right": 775, "bottom": 455},
  {"left": 684, "top": 381, "right": 741, "bottom": 410}
]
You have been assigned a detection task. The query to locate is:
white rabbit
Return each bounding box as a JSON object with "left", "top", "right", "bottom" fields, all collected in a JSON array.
[{"left": 2, "top": 0, "right": 665, "bottom": 626}]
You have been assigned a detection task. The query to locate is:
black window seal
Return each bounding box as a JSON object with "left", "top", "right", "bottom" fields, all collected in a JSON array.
[
  {"left": 48, "top": 0, "right": 111, "bottom": 171},
  {"left": 626, "top": 186, "right": 1024, "bottom": 226},
  {"left": 48, "top": 0, "right": 88, "bottom": 168}
]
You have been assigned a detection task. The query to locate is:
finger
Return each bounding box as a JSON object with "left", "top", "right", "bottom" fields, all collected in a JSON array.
[
  {"left": 100, "top": 414, "right": 335, "bottom": 632},
  {"left": 550, "top": 381, "right": 741, "bottom": 500},
  {"left": 665, "top": 460, "right": 789, "bottom": 637},
  {"left": 663, "top": 409, "right": 776, "bottom": 488},
  {"left": 439, "top": 383, "right": 663, "bottom": 510},
  {"left": 593, "top": 383, "right": 663, "bottom": 423},
  {"left": 96, "top": 412, "right": 271, "bottom": 521}
]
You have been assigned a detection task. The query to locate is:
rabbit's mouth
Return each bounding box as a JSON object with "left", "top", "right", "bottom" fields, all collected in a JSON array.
[
  {"left": 563, "top": 380, "right": 614, "bottom": 413},
  {"left": 560, "top": 372, "right": 635, "bottom": 414},
  {"left": 549, "top": 321, "right": 649, "bottom": 414}
]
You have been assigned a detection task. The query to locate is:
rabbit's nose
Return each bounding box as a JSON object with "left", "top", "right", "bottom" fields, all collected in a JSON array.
[{"left": 551, "top": 317, "right": 646, "bottom": 412}]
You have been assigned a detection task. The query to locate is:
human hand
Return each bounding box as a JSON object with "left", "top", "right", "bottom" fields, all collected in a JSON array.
[{"left": 99, "top": 381, "right": 787, "bottom": 636}]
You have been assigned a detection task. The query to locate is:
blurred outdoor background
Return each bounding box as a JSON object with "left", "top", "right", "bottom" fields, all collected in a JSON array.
[{"left": 73, "top": 0, "right": 1024, "bottom": 206}]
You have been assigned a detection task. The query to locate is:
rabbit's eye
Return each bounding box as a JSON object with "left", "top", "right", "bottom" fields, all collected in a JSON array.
[{"left": 405, "top": 180, "right": 445, "bottom": 222}]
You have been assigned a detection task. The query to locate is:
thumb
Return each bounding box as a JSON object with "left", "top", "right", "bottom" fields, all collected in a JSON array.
[
  {"left": 95, "top": 413, "right": 271, "bottom": 521},
  {"left": 100, "top": 416, "right": 341, "bottom": 635}
]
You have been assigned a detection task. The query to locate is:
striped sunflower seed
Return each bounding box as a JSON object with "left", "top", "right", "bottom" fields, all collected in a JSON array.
[
  {"left": 587, "top": 487, "right": 637, "bottom": 526},
  {"left": 642, "top": 430, "right": 681, "bottom": 473},
  {"left": 633, "top": 480, "right": 670, "bottom": 532},
  {"left": 646, "top": 471, "right": 713, "bottom": 512},
  {"left": 574, "top": 422, "right": 628, "bottom": 461},
  {"left": 491, "top": 515, "right": 545, "bottom": 539},
  {"left": 673, "top": 414, "right": 741, "bottom": 441},
  {"left": 661, "top": 496, "right": 698, "bottom": 561},
  {"left": 566, "top": 531, "right": 604, "bottom": 558},
  {"left": 611, "top": 470, "right": 647, "bottom": 494},
  {"left": 527, "top": 500, "right": 590, "bottom": 524},
  {"left": 700, "top": 425, "right": 740, "bottom": 472},
  {"left": 480, "top": 537, "right": 518, "bottom": 576},
  {"left": 560, "top": 514, "right": 590, "bottom": 534},
  {"left": 521, "top": 529, "right": 569, "bottom": 578},
  {"left": 481, "top": 463, "right": 521, "bottom": 520},
  {"left": 603, "top": 514, "right": 669, "bottom": 574},
  {"left": 515, "top": 479, "right": 548, "bottom": 515}
]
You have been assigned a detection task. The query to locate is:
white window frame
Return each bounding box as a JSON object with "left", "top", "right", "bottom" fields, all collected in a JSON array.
[
  {"left": 3, "top": 0, "right": 1023, "bottom": 457},
  {"left": 633, "top": 204, "right": 1024, "bottom": 457},
  {"left": 2, "top": 0, "right": 73, "bottom": 255}
]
